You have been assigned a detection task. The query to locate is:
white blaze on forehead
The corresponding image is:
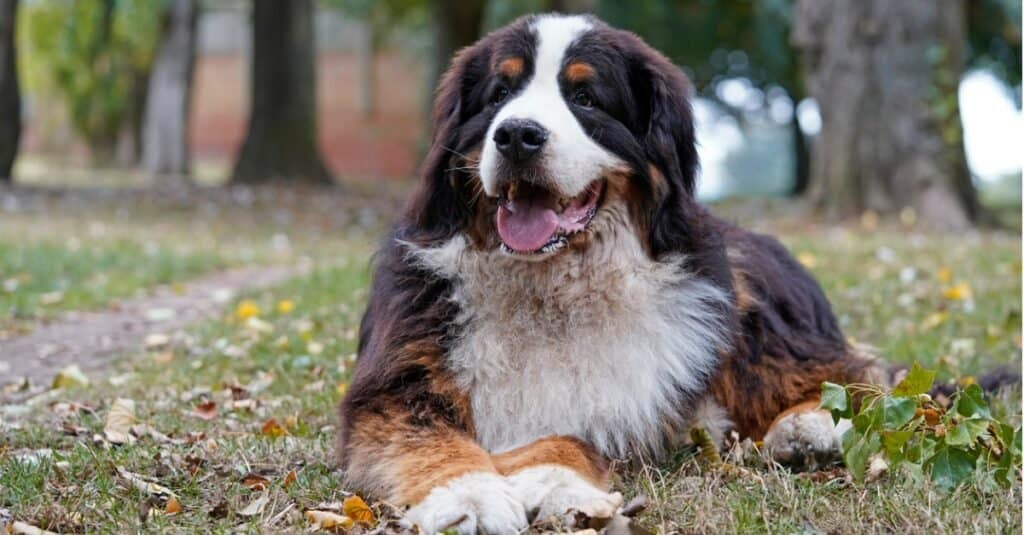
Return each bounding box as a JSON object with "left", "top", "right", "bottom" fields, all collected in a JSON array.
[{"left": 479, "top": 15, "right": 624, "bottom": 197}]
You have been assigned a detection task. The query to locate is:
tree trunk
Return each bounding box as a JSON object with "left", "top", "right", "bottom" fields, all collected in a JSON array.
[
  {"left": 428, "top": 0, "right": 484, "bottom": 107},
  {"left": 231, "top": 0, "right": 331, "bottom": 185},
  {"left": 0, "top": 0, "right": 19, "bottom": 182},
  {"left": 792, "top": 0, "right": 981, "bottom": 229},
  {"left": 789, "top": 113, "right": 810, "bottom": 196},
  {"left": 143, "top": 0, "right": 197, "bottom": 176}
]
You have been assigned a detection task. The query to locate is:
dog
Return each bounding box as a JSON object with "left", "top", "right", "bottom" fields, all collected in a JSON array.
[{"left": 337, "top": 13, "right": 888, "bottom": 534}]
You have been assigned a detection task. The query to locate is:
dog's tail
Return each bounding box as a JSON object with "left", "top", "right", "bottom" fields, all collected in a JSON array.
[{"left": 929, "top": 366, "right": 1021, "bottom": 401}]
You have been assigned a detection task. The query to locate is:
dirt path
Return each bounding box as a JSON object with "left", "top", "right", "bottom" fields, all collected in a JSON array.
[{"left": 0, "top": 265, "right": 301, "bottom": 393}]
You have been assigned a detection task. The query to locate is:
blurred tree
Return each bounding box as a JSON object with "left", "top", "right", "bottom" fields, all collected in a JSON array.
[
  {"left": 142, "top": 0, "right": 197, "bottom": 177},
  {"left": 0, "top": 0, "right": 18, "bottom": 182},
  {"left": 231, "top": 0, "right": 332, "bottom": 184},
  {"left": 967, "top": 0, "right": 1021, "bottom": 91},
  {"left": 327, "top": 0, "right": 428, "bottom": 118},
  {"left": 428, "top": 0, "right": 484, "bottom": 105},
  {"left": 597, "top": 0, "right": 810, "bottom": 194},
  {"left": 792, "top": 0, "right": 983, "bottom": 228},
  {"left": 20, "top": 0, "right": 160, "bottom": 165}
]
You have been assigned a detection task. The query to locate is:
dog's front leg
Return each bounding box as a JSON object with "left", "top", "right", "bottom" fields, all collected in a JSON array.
[
  {"left": 340, "top": 403, "right": 527, "bottom": 534},
  {"left": 493, "top": 435, "right": 622, "bottom": 525}
]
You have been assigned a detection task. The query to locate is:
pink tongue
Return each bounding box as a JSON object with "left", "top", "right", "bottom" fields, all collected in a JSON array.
[{"left": 497, "top": 199, "right": 559, "bottom": 253}]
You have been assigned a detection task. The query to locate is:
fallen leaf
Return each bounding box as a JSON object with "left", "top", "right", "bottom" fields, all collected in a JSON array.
[
  {"left": 9, "top": 521, "right": 60, "bottom": 535},
  {"left": 164, "top": 496, "right": 182, "bottom": 515},
  {"left": 261, "top": 418, "right": 287, "bottom": 437},
  {"left": 343, "top": 495, "right": 374, "bottom": 525},
  {"left": 276, "top": 299, "right": 295, "bottom": 314},
  {"left": 235, "top": 300, "right": 262, "bottom": 321},
  {"left": 305, "top": 510, "right": 354, "bottom": 532},
  {"left": 51, "top": 364, "right": 89, "bottom": 389},
  {"left": 241, "top": 473, "right": 270, "bottom": 492},
  {"left": 282, "top": 470, "right": 298, "bottom": 489},
  {"left": 191, "top": 400, "right": 218, "bottom": 420},
  {"left": 117, "top": 467, "right": 177, "bottom": 500},
  {"left": 238, "top": 493, "right": 269, "bottom": 517},
  {"left": 796, "top": 252, "right": 817, "bottom": 269},
  {"left": 104, "top": 399, "right": 137, "bottom": 444},
  {"left": 144, "top": 333, "right": 171, "bottom": 350},
  {"left": 943, "top": 282, "right": 972, "bottom": 301}
]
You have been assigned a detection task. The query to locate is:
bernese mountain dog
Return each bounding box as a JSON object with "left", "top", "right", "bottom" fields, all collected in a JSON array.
[{"left": 338, "top": 13, "right": 888, "bottom": 534}]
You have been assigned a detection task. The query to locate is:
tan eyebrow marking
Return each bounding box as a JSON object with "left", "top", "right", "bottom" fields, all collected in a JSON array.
[
  {"left": 565, "top": 61, "right": 595, "bottom": 83},
  {"left": 497, "top": 57, "right": 524, "bottom": 78}
]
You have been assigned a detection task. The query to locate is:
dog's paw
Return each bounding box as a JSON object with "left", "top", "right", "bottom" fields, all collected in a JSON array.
[
  {"left": 507, "top": 465, "right": 622, "bottom": 525},
  {"left": 404, "top": 472, "right": 527, "bottom": 535},
  {"left": 763, "top": 409, "right": 847, "bottom": 471}
]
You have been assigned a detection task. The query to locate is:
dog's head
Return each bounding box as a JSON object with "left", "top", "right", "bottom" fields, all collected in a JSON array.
[{"left": 408, "top": 14, "right": 701, "bottom": 259}]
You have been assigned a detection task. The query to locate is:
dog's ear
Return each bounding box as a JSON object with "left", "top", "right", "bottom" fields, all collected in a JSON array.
[
  {"left": 405, "top": 45, "right": 486, "bottom": 243},
  {"left": 625, "top": 38, "right": 701, "bottom": 257}
]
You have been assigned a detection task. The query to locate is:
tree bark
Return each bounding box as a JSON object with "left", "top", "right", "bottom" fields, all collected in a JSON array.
[
  {"left": 792, "top": 0, "right": 981, "bottom": 228},
  {"left": 0, "top": 0, "right": 20, "bottom": 182},
  {"left": 143, "top": 0, "right": 197, "bottom": 176},
  {"left": 231, "top": 0, "right": 331, "bottom": 185}
]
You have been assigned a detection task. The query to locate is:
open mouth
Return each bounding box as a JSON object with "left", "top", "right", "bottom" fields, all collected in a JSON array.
[{"left": 495, "top": 179, "right": 604, "bottom": 255}]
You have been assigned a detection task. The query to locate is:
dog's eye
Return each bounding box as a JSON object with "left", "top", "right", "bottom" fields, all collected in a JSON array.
[
  {"left": 490, "top": 86, "right": 510, "bottom": 106},
  {"left": 572, "top": 89, "right": 594, "bottom": 108}
]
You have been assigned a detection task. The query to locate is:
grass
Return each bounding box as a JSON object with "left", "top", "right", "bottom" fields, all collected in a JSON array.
[
  {"left": 0, "top": 239, "right": 226, "bottom": 336},
  {"left": 0, "top": 191, "right": 1020, "bottom": 533}
]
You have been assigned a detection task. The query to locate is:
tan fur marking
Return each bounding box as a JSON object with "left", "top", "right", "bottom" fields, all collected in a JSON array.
[
  {"left": 491, "top": 436, "right": 610, "bottom": 488},
  {"left": 395, "top": 432, "right": 497, "bottom": 504},
  {"left": 565, "top": 61, "right": 595, "bottom": 83},
  {"left": 767, "top": 398, "right": 824, "bottom": 433},
  {"left": 498, "top": 57, "right": 524, "bottom": 78}
]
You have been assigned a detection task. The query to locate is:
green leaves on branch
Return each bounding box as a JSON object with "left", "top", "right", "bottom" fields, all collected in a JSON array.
[{"left": 820, "top": 363, "right": 1021, "bottom": 489}]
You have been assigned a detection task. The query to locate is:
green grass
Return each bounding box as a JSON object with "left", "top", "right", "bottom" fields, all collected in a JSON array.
[
  {"left": 1, "top": 209, "right": 1020, "bottom": 533},
  {"left": 0, "top": 238, "right": 226, "bottom": 335}
]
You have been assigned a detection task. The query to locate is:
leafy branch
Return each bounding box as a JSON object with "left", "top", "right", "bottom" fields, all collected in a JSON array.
[{"left": 821, "top": 362, "right": 1021, "bottom": 488}]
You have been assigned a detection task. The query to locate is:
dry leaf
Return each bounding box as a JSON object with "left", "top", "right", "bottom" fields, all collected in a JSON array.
[
  {"left": 191, "top": 400, "right": 218, "bottom": 420},
  {"left": 342, "top": 495, "right": 374, "bottom": 525},
  {"left": 104, "top": 399, "right": 137, "bottom": 445},
  {"left": 238, "top": 493, "right": 269, "bottom": 517},
  {"left": 51, "top": 364, "right": 89, "bottom": 389},
  {"left": 10, "top": 521, "right": 60, "bottom": 535},
  {"left": 116, "top": 467, "right": 177, "bottom": 499},
  {"left": 164, "top": 496, "right": 182, "bottom": 515},
  {"left": 235, "top": 300, "right": 262, "bottom": 321},
  {"left": 282, "top": 470, "right": 298, "bottom": 489},
  {"left": 261, "top": 418, "right": 287, "bottom": 437},
  {"left": 240, "top": 473, "right": 270, "bottom": 492},
  {"left": 305, "top": 510, "right": 354, "bottom": 532}
]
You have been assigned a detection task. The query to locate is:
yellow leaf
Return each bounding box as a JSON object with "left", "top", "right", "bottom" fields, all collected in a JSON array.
[
  {"left": 235, "top": 300, "right": 261, "bottom": 321},
  {"left": 920, "top": 311, "right": 948, "bottom": 331},
  {"left": 51, "top": 364, "right": 89, "bottom": 389},
  {"left": 796, "top": 252, "right": 817, "bottom": 269},
  {"left": 165, "top": 496, "right": 182, "bottom": 515},
  {"left": 336, "top": 382, "right": 348, "bottom": 395},
  {"left": 276, "top": 299, "right": 295, "bottom": 314},
  {"left": 936, "top": 266, "right": 952, "bottom": 283},
  {"left": 305, "top": 510, "right": 354, "bottom": 532},
  {"left": 342, "top": 495, "right": 375, "bottom": 525},
  {"left": 943, "top": 282, "right": 972, "bottom": 301}
]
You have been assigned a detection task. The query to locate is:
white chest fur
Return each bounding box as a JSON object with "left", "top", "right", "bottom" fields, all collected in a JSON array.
[{"left": 406, "top": 219, "right": 728, "bottom": 459}]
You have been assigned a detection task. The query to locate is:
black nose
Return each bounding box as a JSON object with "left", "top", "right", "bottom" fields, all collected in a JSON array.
[{"left": 493, "top": 119, "right": 548, "bottom": 163}]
